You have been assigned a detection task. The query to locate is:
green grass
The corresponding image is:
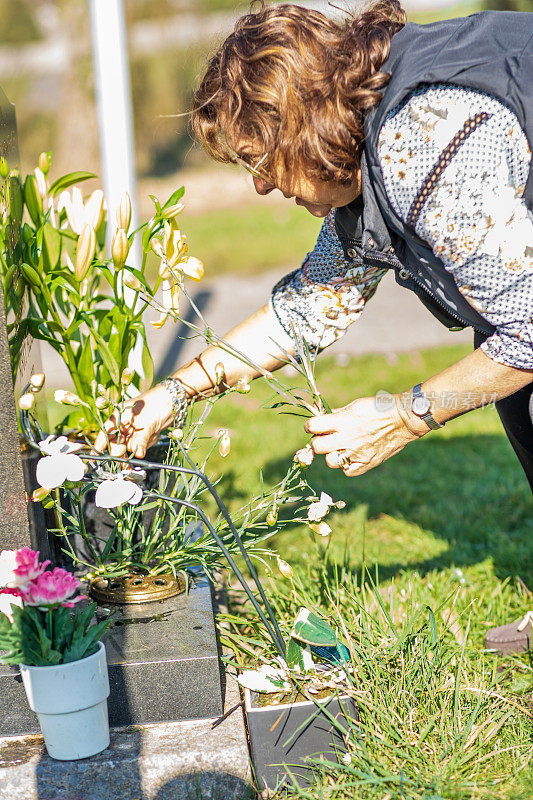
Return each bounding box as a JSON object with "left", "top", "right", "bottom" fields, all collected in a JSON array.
[
  {"left": 407, "top": 0, "right": 483, "bottom": 24},
  {"left": 202, "top": 343, "right": 533, "bottom": 586},
  {"left": 193, "top": 343, "right": 533, "bottom": 799},
  {"left": 146, "top": 203, "right": 322, "bottom": 279}
]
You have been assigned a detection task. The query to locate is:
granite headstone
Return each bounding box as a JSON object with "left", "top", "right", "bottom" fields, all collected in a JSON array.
[
  {"left": 0, "top": 87, "right": 223, "bottom": 737},
  {"left": 0, "top": 87, "right": 33, "bottom": 552}
]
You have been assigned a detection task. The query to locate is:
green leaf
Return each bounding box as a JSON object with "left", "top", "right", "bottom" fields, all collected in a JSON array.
[
  {"left": 76, "top": 336, "right": 95, "bottom": 395},
  {"left": 286, "top": 637, "right": 306, "bottom": 670},
  {"left": 86, "top": 322, "right": 120, "bottom": 384},
  {"left": 142, "top": 339, "right": 154, "bottom": 388},
  {"left": 49, "top": 171, "right": 97, "bottom": 197},
  {"left": 41, "top": 222, "right": 61, "bottom": 272},
  {"left": 163, "top": 186, "right": 185, "bottom": 208}
]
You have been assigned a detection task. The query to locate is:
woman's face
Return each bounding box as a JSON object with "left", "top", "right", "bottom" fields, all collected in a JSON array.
[{"left": 252, "top": 166, "right": 361, "bottom": 217}]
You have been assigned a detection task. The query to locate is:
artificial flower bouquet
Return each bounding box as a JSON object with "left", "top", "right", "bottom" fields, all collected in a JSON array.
[
  {"left": 0, "top": 547, "right": 111, "bottom": 760},
  {"left": 0, "top": 547, "right": 108, "bottom": 666},
  {"left": 233, "top": 605, "right": 356, "bottom": 791}
]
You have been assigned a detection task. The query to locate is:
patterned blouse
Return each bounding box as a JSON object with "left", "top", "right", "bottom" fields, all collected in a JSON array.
[{"left": 269, "top": 83, "right": 533, "bottom": 369}]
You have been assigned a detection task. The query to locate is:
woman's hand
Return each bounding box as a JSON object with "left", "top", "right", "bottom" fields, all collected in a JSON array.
[
  {"left": 94, "top": 384, "right": 175, "bottom": 458},
  {"left": 304, "top": 395, "right": 428, "bottom": 477}
]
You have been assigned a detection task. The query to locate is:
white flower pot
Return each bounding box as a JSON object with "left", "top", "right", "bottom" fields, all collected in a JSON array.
[{"left": 20, "top": 642, "right": 110, "bottom": 760}]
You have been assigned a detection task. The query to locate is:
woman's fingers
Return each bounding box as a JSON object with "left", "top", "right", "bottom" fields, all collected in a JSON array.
[
  {"left": 310, "top": 433, "right": 343, "bottom": 455},
  {"left": 325, "top": 451, "right": 344, "bottom": 469},
  {"left": 93, "top": 414, "right": 119, "bottom": 453},
  {"left": 304, "top": 413, "right": 337, "bottom": 435}
]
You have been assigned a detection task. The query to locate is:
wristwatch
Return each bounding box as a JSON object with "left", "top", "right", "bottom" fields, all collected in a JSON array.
[{"left": 410, "top": 383, "right": 444, "bottom": 431}]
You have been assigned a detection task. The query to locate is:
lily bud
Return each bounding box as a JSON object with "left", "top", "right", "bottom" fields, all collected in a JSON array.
[
  {"left": 214, "top": 362, "right": 225, "bottom": 386},
  {"left": 219, "top": 429, "right": 231, "bottom": 458},
  {"left": 34, "top": 168, "right": 47, "bottom": 199},
  {"left": 0, "top": 158, "right": 8, "bottom": 180},
  {"left": 38, "top": 152, "right": 52, "bottom": 176},
  {"left": 30, "top": 373, "right": 45, "bottom": 391},
  {"left": 124, "top": 274, "right": 142, "bottom": 291},
  {"left": 54, "top": 389, "right": 83, "bottom": 406},
  {"left": 32, "top": 486, "right": 50, "bottom": 503},
  {"left": 160, "top": 202, "right": 184, "bottom": 219},
  {"left": 277, "top": 557, "right": 294, "bottom": 579},
  {"left": 121, "top": 367, "right": 135, "bottom": 386},
  {"left": 266, "top": 504, "right": 279, "bottom": 526},
  {"left": 94, "top": 396, "right": 109, "bottom": 410},
  {"left": 19, "top": 393, "right": 35, "bottom": 411},
  {"left": 170, "top": 281, "right": 180, "bottom": 313},
  {"left": 75, "top": 224, "right": 96, "bottom": 281},
  {"left": 169, "top": 428, "right": 183, "bottom": 441},
  {"left": 116, "top": 192, "right": 132, "bottom": 232},
  {"left": 112, "top": 228, "right": 129, "bottom": 268}
]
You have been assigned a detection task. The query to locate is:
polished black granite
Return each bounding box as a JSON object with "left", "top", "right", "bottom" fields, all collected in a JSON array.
[{"left": 0, "top": 576, "right": 223, "bottom": 736}]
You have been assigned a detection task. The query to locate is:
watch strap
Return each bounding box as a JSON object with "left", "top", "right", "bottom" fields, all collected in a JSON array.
[{"left": 412, "top": 383, "right": 444, "bottom": 430}]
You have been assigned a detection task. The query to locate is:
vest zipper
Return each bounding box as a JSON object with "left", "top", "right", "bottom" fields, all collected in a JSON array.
[
  {"left": 396, "top": 265, "right": 487, "bottom": 333},
  {"left": 344, "top": 241, "right": 488, "bottom": 334}
]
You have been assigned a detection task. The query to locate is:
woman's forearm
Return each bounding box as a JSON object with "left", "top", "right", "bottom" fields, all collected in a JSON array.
[
  {"left": 171, "top": 304, "right": 294, "bottom": 398},
  {"left": 397, "top": 347, "right": 533, "bottom": 434}
]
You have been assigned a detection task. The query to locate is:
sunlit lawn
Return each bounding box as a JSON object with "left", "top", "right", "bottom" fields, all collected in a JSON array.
[
  {"left": 200, "top": 343, "right": 532, "bottom": 799},
  {"left": 144, "top": 203, "right": 322, "bottom": 280}
]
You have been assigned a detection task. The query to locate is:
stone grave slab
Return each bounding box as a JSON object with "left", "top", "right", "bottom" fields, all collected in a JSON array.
[
  {"left": 0, "top": 670, "right": 252, "bottom": 800},
  {"left": 0, "top": 574, "right": 223, "bottom": 736}
]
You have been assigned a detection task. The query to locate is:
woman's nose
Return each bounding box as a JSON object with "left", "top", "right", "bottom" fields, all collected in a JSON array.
[{"left": 253, "top": 176, "right": 275, "bottom": 195}]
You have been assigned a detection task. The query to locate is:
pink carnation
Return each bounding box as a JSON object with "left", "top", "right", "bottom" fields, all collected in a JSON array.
[
  {"left": 15, "top": 547, "right": 49, "bottom": 584},
  {"left": 21, "top": 568, "right": 83, "bottom": 608},
  {"left": 0, "top": 548, "right": 49, "bottom": 589}
]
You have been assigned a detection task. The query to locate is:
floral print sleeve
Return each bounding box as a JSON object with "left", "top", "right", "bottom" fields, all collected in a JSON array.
[
  {"left": 378, "top": 84, "right": 533, "bottom": 370},
  {"left": 269, "top": 211, "right": 386, "bottom": 350}
]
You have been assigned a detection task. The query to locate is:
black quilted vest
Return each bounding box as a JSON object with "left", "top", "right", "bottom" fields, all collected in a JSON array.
[{"left": 335, "top": 11, "right": 533, "bottom": 333}]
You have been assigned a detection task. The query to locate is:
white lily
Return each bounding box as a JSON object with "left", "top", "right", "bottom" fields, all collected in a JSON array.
[
  {"left": 58, "top": 187, "right": 105, "bottom": 235},
  {"left": 36, "top": 436, "right": 85, "bottom": 490},
  {"left": 94, "top": 470, "right": 144, "bottom": 509},
  {"left": 237, "top": 664, "right": 291, "bottom": 694}
]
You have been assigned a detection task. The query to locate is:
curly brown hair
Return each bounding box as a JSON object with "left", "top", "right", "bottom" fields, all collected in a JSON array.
[{"left": 192, "top": 1, "right": 406, "bottom": 186}]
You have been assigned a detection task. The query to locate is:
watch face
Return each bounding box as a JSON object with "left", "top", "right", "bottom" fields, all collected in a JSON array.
[{"left": 412, "top": 394, "right": 431, "bottom": 416}]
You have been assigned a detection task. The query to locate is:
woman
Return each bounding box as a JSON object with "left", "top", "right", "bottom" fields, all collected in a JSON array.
[{"left": 100, "top": 2, "right": 533, "bottom": 652}]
